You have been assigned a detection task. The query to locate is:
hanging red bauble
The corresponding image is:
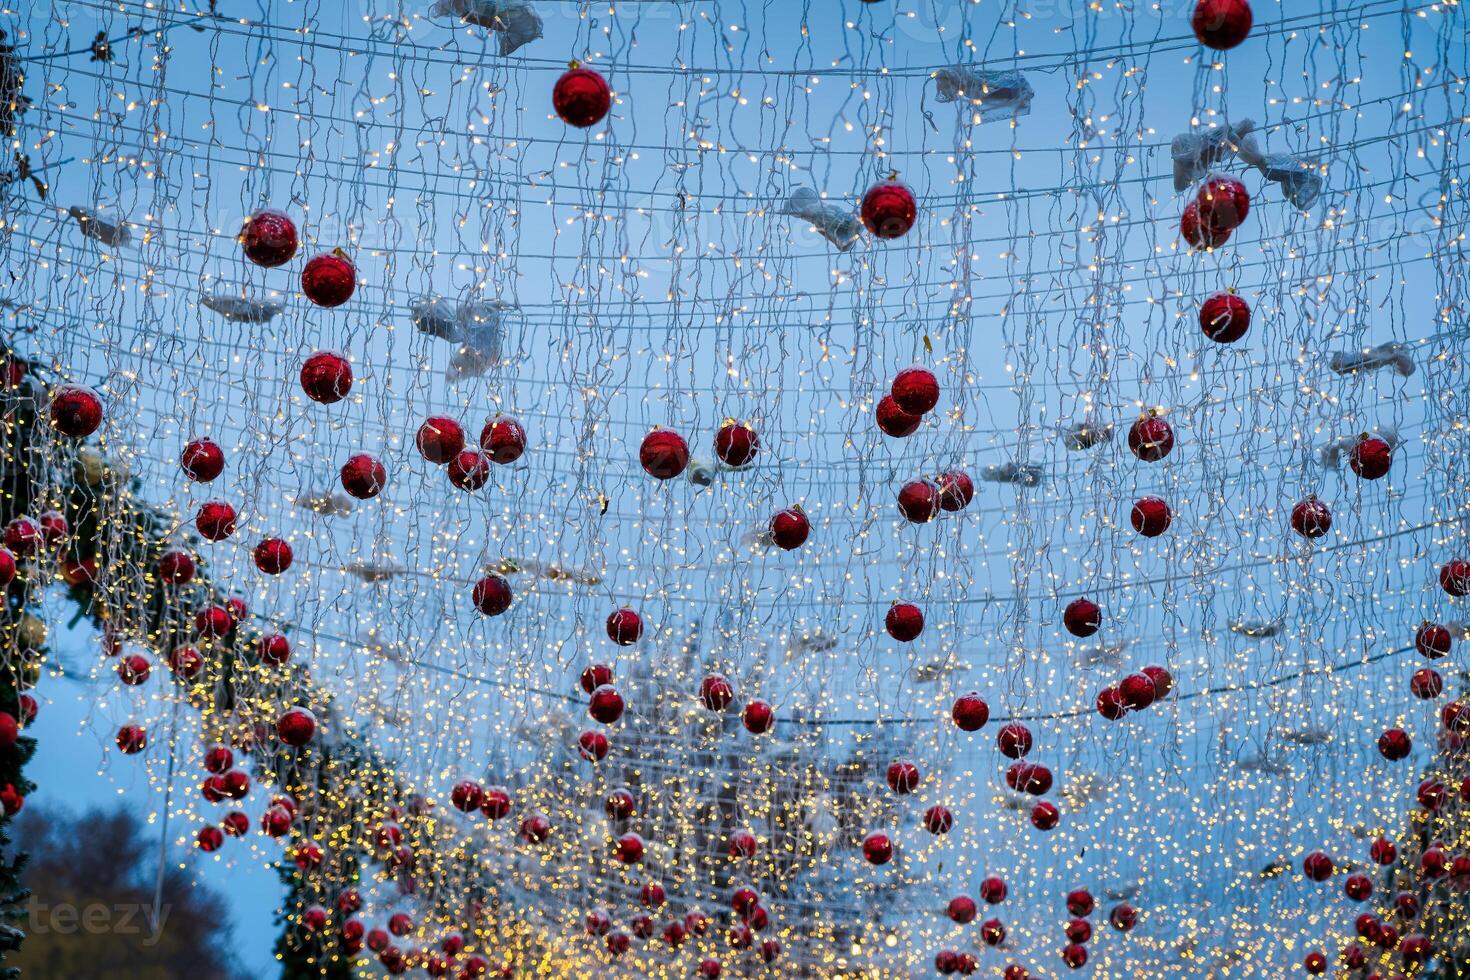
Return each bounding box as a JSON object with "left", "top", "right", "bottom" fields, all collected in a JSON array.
[
  {"left": 698, "top": 958, "right": 721, "bottom": 980},
  {"left": 195, "top": 605, "right": 231, "bottom": 638},
  {"left": 365, "top": 928, "right": 390, "bottom": 953},
  {"left": 481, "top": 786, "right": 512, "bottom": 820},
  {"left": 1109, "top": 904, "right": 1137, "bottom": 931},
  {"left": 446, "top": 449, "right": 490, "bottom": 491},
  {"left": 277, "top": 707, "right": 318, "bottom": 746},
  {"left": 891, "top": 367, "right": 940, "bottom": 415},
  {"left": 1440, "top": 559, "right": 1470, "bottom": 597},
  {"left": 639, "top": 429, "right": 689, "bottom": 479},
  {"left": 875, "top": 395, "right": 922, "bottom": 438},
  {"left": 662, "top": 920, "right": 688, "bottom": 949},
  {"left": 1394, "top": 891, "right": 1419, "bottom": 917},
  {"left": 1199, "top": 291, "right": 1251, "bottom": 343},
  {"left": 0, "top": 548, "right": 15, "bottom": 589},
  {"left": 1421, "top": 844, "right": 1449, "bottom": 874},
  {"left": 301, "top": 906, "right": 328, "bottom": 934},
  {"left": 861, "top": 831, "right": 893, "bottom": 865},
  {"left": 728, "top": 830, "right": 759, "bottom": 859},
  {"left": 923, "top": 805, "right": 954, "bottom": 834},
  {"left": 553, "top": 64, "right": 611, "bottom": 128},
  {"left": 221, "top": 811, "right": 250, "bottom": 838},
  {"left": 115, "top": 724, "right": 147, "bottom": 754},
  {"left": 742, "top": 700, "right": 775, "bottom": 734},
  {"left": 117, "top": 654, "right": 151, "bottom": 686},
  {"left": 1063, "top": 598, "right": 1101, "bottom": 638},
  {"left": 935, "top": 950, "right": 960, "bottom": 975},
  {"left": 168, "top": 645, "right": 204, "bottom": 679},
  {"left": 241, "top": 208, "right": 299, "bottom": 267},
  {"left": 197, "top": 826, "right": 224, "bottom": 852},
  {"left": 451, "top": 780, "right": 484, "bottom": 812},
  {"left": 996, "top": 722, "right": 1033, "bottom": 759},
  {"left": 1192, "top": 0, "right": 1253, "bottom": 50},
  {"left": 580, "top": 663, "right": 614, "bottom": 694},
  {"left": 769, "top": 506, "right": 810, "bottom": 549},
  {"left": 731, "top": 887, "right": 760, "bottom": 917},
  {"left": 1120, "top": 672, "right": 1156, "bottom": 710},
  {"left": 1348, "top": 435, "right": 1392, "bottom": 479},
  {"left": 745, "top": 905, "right": 769, "bottom": 931},
  {"left": 301, "top": 251, "right": 356, "bottom": 307},
  {"left": 1401, "top": 936, "right": 1433, "bottom": 967},
  {"left": 613, "top": 832, "right": 644, "bottom": 863},
  {"left": 861, "top": 177, "right": 918, "bottom": 239},
  {"left": 201, "top": 776, "right": 227, "bottom": 804},
  {"left": 727, "top": 923, "right": 753, "bottom": 949},
  {"left": 605, "top": 932, "right": 631, "bottom": 956},
  {"left": 416, "top": 417, "right": 465, "bottom": 465},
  {"left": 1417, "top": 622, "right": 1453, "bottom": 659},
  {"left": 1030, "top": 801, "right": 1059, "bottom": 831},
  {"left": 49, "top": 384, "right": 103, "bottom": 438},
  {"left": 1289, "top": 497, "right": 1332, "bottom": 539},
  {"left": 1130, "top": 495, "right": 1172, "bottom": 537},
  {"left": 1143, "top": 665, "right": 1174, "bottom": 699},
  {"left": 472, "top": 574, "right": 512, "bottom": 616},
  {"left": 340, "top": 453, "right": 387, "bottom": 499},
  {"left": 981, "top": 919, "right": 1006, "bottom": 947},
  {"left": 1344, "top": 874, "right": 1374, "bottom": 902},
  {"left": 1065, "top": 889, "right": 1095, "bottom": 917},
  {"left": 0, "top": 713, "right": 19, "bottom": 751},
  {"left": 1127, "top": 414, "right": 1174, "bottom": 462},
  {"left": 1180, "top": 200, "right": 1232, "bottom": 249},
  {"left": 158, "top": 549, "right": 196, "bottom": 585},
  {"left": 1096, "top": 686, "right": 1127, "bottom": 719},
  {"left": 181, "top": 438, "right": 225, "bottom": 482},
  {"left": 1007, "top": 762, "right": 1053, "bottom": 796},
  {"left": 1369, "top": 838, "right": 1396, "bottom": 865},
  {"left": 2, "top": 518, "right": 38, "bottom": 557},
  {"left": 259, "top": 634, "right": 291, "bottom": 667},
  {"left": 588, "top": 684, "right": 625, "bottom": 724},
  {"left": 897, "top": 479, "right": 941, "bottom": 524},
  {"left": 606, "top": 608, "right": 643, "bottom": 645},
  {"left": 699, "top": 674, "right": 734, "bottom": 711},
  {"left": 1197, "top": 175, "right": 1251, "bottom": 231},
  {"left": 521, "top": 815, "right": 554, "bottom": 845},
  {"left": 1302, "top": 850, "right": 1334, "bottom": 881},
  {"left": 937, "top": 470, "right": 974, "bottom": 511},
  {"left": 685, "top": 910, "right": 710, "bottom": 936},
  {"left": 60, "top": 556, "right": 96, "bottom": 586},
  {"left": 761, "top": 941, "right": 781, "bottom": 965},
  {"left": 980, "top": 876, "right": 1007, "bottom": 904},
  {"left": 293, "top": 843, "right": 324, "bottom": 871},
  {"left": 1062, "top": 944, "right": 1089, "bottom": 970},
  {"left": 1412, "top": 668, "right": 1444, "bottom": 700},
  {"left": 585, "top": 910, "right": 611, "bottom": 937},
  {"left": 204, "top": 745, "right": 234, "bottom": 773},
  {"left": 38, "top": 511, "right": 68, "bottom": 547},
  {"left": 578, "top": 730, "right": 610, "bottom": 762},
  {"left": 640, "top": 881, "right": 666, "bottom": 908},
  {"left": 951, "top": 692, "right": 990, "bottom": 731},
  {"left": 886, "top": 759, "right": 921, "bottom": 794},
  {"left": 885, "top": 602, "right": 924, "bottom": 641},
  {"left": 947, "top": 896, "right": 977, "bottom": 924},
  {"left": 714, "top": 422, "right": 760, "bottom": 467},
  {"left": 388, "top": 913, "right": 414, "bottom": 938},
  {"left": 253, "top": 537, "right": 293, "bottom": 575},
  {"left": 300, "top": 351, "right": 353, "bottom": 404},
  {"left": 480, "top": 416, "right": 527, "bottom": 464}
]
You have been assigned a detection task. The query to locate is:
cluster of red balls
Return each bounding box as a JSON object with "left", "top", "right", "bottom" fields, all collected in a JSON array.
[
  {"left": 1095, "top": 666, "right": 1174, "bottom": 721},
  {"left": 241, "top": 209, "right": 356, "bottom": 308},
  {"left": 416, "top": 414, "right": 527, "bottom": 495}
]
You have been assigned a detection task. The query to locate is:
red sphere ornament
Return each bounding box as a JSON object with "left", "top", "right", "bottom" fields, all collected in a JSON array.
[
  {"left": 1302, "top": 850, "right": 1334, "bottom": 882},
  {"left": 1063, "top": 598, "right": 1102, "bottom": 638},
  {"left": 340, "top": 454, "right": 387, "bottom": 500},
  {"left": 1130, "top": 495, "right": 1172, "bottom": 537},
  {"left": 1121, "top": 672, "right": 1158, "bottom": 710},
  {"left": 0, "top": 714, "right": 15, "bottom": 750},
  {"left": 118, "top": 654, "right": 151, "bottom": 686},
  {"left": 241, "top": 208, "right": 298, "bottom": 267},
  {"left": 640, "top": 881, "right": 666, "bottom": 908},
  {"left": 578, "top": 730, "right": 610, "bottom": 762},
  {"left": 1128, "top": 414, "right": 1175, "bottom": 462},
  {"left": 1344, "top": 874, "right": 1374, "bottom": 902},
  {"left": 699, "top": 674, "right": 734, "bottom": 711},
  {"left": 37, "top": 511, "right": 67, "bottom": 547},
  {"left": 861, "top": 177, "right": 918, "bottom": 240},
  {"left": 606, "top": 608, "right": 643, "bottom": 646},
  {"left": 923, "top": 805, "right": 954, "bottom": 834},
  {"left": 416, "top": 417, "right": 465, "bottom": 465},
  {"left": 588, "top": 684, "right": 625, "bottom": 724},
  {"left": 1349, "top": 435, "right": 1392, "bottom": 480},
  {"left": 1412, "top": 668, "right": 1444, "bottom": 700},
  {"left": 980, "top": 876, "right": 1008, "bottom": 904},
  {"left": 521, "top": 815, "right": 553, "bottom": 845},
  {"left": 300, "top": 351, "right": 353, "bottom": 404},
  {"left": 585, "top": 909, "right": 611, "bottom": 936},
  {"left": 886, "top": 759, "right": 921, "bottom": 794},
  {"left": 1062, "top": 944, "right": 1088, "bottom": 970},
  {"left": 981, "top": 919, "right": 1006, "bottom": 947},
  {"left": 197, "top": 826, "right": 224, "bottom": 853},
  {"left": 698, "top": 960, "right": 721, "bottom": 980},
  {"left": 1419, "top": 778, "right": 1448, "bottom": 811},
  {"left": 580, "top": 663, "right": 614, "bottom": 694},
  {"left": 205, "top": 746, "right": 235, "bottom": 773},
  {"left": 168, "top": 645, "right": 204, "bottom": 680},
  {"left": 605, "top": 932, "right": 630, "bottom": 956},
  {"left": 195, "top": 605, "right": 232, "bottom": 639},
  {"left": 714, "top": 422, "right": 760, "bottom": 467},
  {"left": 553, "top": 64, "right": 612, "bottom": 128},
  {"left": 472, "top": 575, "right": 512, "bottom": 616},
  {"left": 481, "top": 786, "right": 512, "bottom": 820},
  {"left": 1029, "top": 801, "right": 1060, "bottom": 831},
  {"left": 1369, "top": 838, "right": 1397, "bottom": 865},
  {"left": 480, "top": 416, "right": 527, "bottom": 465},
  {"left": 1416, "top": 622, "right": 1453, "bottom": 659},
  {"left": 731, "top": 887, "right": 760, "bottom": 917},
  {"left": 1199, "top": 291, "right": 1251, "bottom": 343},
  {"left": 1197, "top": 175, "right": 1251, "bottom": 231},
  {"left": 996, "top": 723, "right": 1033, "bottom": 759},
  {"left": 947, "top": 896, "right": 977, "bottom": 924},
  {"left": 181, "top": 438, "right": 225, "bottom": 482},
  {"left": 1180, "top": 200, "right": 1232, "bottom": 249},
  {"left": 221, "top": 812, "right": 250, "bottom": 838},
  {"left": 613, "top": 832, "right": 644, "bottom": 863},
  {"left": 1109, "top": 904, "right": 1138, "bottom": 931},
  {"left": 447, "top": 449, "right": 491, "bottom": 491},
  {"left": 875, "top": 395, "right": 921, "bottom": 438},
  {"left": 2, "top": 519, "right": 38, "bottom": 558},
  {"left": 277, "top": 707, "right": 318, "bottom": 746},
  {"left": 769, "top": 506, "right": 810, "bottom": 550},
  {"left": 1096, "top": 686, "right": 1127, "bottom": 720},
  {"left": 1192, "top": 0, "right": 1253, "bottom": 51},
  {"left": 1401, "top": 935, "right": 1433, "bottom": 967},
  {"left": 861, "top": 831, "right": 893, "bottom": 865},
  {"left": 301, "top": 251, "right": 356, "bottom": 308},
  {"left": 639, "top": 429, "right": 689, "bottom": 480},
  {"left": 1440, "top": 559, "right": 1470, "bottom": 597},
  {"left": 885, "top": 602, "right": 924, "bottom": 642},
  {"left": 49, "top": 384, "right": 103, "bottom": 438},
  {"left": 259, "top": 634, "right": 291, "bottom": 667},
  {"left": 742, "top": 700, "right": 775, "bottom": 734},
  {"left": 1066, "top": 888, "right": 1095, "bottom": 917},
  {"left": 897, "top": 479, "right": 941, "bottom": 524},
  {"left": 890, "top": 367, "right": 940, "bottom": 415},
  {"left": 451, "top": 780, "right": 484, "bottom": 812},
  {"left": 728, "top": 829, "right": 759, "bottom": 859},
  {"left": 951, "top": 692, "right": 990, "bottom": 732},
  {"left": 1007, "top": 762, "right": 1053, "bottom": 796},
  {"left": 195, "top": 501, "right": 238, "bottom": 542},
  {"left": 937, "top": 470, "right": 974, "bottom": 512},
  {"left": 761, "top": 940, "right": 781, "bottom": 964},
  {"left": 1144, "top": 665, "right": 1174, "bottom": 699},
  {"left": 253, "top": 537, "right": 293, "bottom": 575},
  {"left": 1290, "top": 497, "right": 1332, "bottom": 539},
  {"left": 0, "top": 548, "right": 15, "bottom": 588},
  {"left": 116, "top": 724, "right": 147, "bottom": 754}
]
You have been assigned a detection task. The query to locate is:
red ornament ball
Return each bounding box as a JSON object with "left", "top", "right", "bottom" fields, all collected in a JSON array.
[
  {"left": 588, "top": 684, "right": 625, "bottom": 724},
  {"left": 1199, "top": 291, "right": 1251, "bottom": 343},
  {"left": 769, "top": 507, "right": 810, "bottom": 550},
  {"left": 1192, "top": 0, "right": 1253, "bottom": 51},
  {"left": 277, "top": 707, "right": 317, "bottom": 746},
  {"left": 37, "top": 510, "right": 67, "bottom": 547},
  {"left": 951, "top": 692, "right": 990, "bottom": 732},
  {"left": 1417, "top": 622, "right": 1452, "bottom": 659},
  {"left": 1130, "top": 495, "right": 1172, "bottom": 537},
  {"left": 1412, "top": 667, "right": 1444, "bottom": 700},
  {"left": 1302, "top": 850, "right": 1334, "bottom": 882},
  {"left": 241, "top": 208, "right": 298, "bottom": 267},
  {"left": 875, "top": 395, "right": 921, "bottom": 438},
  {"left": 168, "top": 645, "right": 204, "bottom": 680},
  {"left": 447, "top": 449, "right": 491, "bottom": 490},
  {"left": 300, "top": 351, "right": 353, "bottom": 404},
  {"left": 861, "top": 178, "right": 918, "bottom": 240},
  {"left": 947, "top": 896, "right": 977, "bottom": 924},
  {"left": 301, "top": 251, "right": 356, "bottom": 308},
  {"left": 181, "top": 438, "right": 225, "bottom": 482},
  {"left": 996, "top": 722, "right": 1033, "bottom": 759},
  {"left": 578, "top": 730, "right": 609, "bottom": 762},
  {"left": 1143, "top": 665, "right": 1174, "bottom": 699},
  {"left": 1120, "top": 672, "right": 1156, "bottom": 710},
  {"left": 253, "top": 537, "right": 293, "bottom": 575},
  {"left": 742, "top": 700, "right": 775, "bottom": 734},
  {"left": 451, "top": 780, "right": 484, "bottom": 812},
  {"left": 1369, "top": 838, "right": 1397, "bottom": 865},
  {"left": 195, "top": 604, "right": 234, "bottom": 639},
  {"left": 861, "top": 831, "right": 893, "bottom": 865},
  {"left": 481, "top": 786, "right": 512, "bottom": 820},
  {"left": 1007, "top": 762, "right": 1053, "bottom": 796},
  {"left": 937, "top": 470, "right": 974, "bottom": 511},
  {"left": 1344, "top": 874, "right": 1374, "bottom": 902},
  {"left": 613, "top": 832, "right": 644, "bottom": 863},
  {"left": 728, "top": 829, "right": 759, "bottom": 859},
  {"left": 699, "top": 674, "right": 734, "bottom": 711},
  {"left": 259, "top": 634, "right": 291, "bottom": 667},
  {"left": 197, "top": 826, "right": 224, "bottom": 853},
  {"left": 480, "top": 416, "right": 527, "bottom": 465},
  {"left": 579, "top": 663, "right": 614, "bottom": 694},
  {"left": 1109, "top": 904, "right": 1137, "bottom": 931},
  {"left": 714, "top": 422, "right": 760, "bottom": 467},
  {"left": 1063, "top": 598, "right": 1102, "bottom": 638},
  {"left": 204, "top": 745, "right": 234, "bottom": 774},
  {"left": 416, "top": 417, "right": 465, "bottom": 465},
  {"left": 2, "top": 519, "right": 38, "bottom": 557},
  {"left": 605, "top": 608, "right": 643, "bottom": 646},
  {"left": 639, "top": 429, "right": 689, "bottom": 480},
  {"left": 1197, "top": 175, "right": 1251, "bottom": 231},
  {"left": 0, "top": 713, "right": 15, "bottom": 750},
  {"left": 472, "top": 575, "right": 512, "bottom": 616},
  {"left": 115, "top": 724, "right": 147, "bottom": 754},
  {"left": 0, "top": 548, "right": 15, "bottom": 588},
  {"left": 897, "top": 479, "right": 941, "bottom": 524},
  {"left": 980, "top": 877, "right": 1008, "bottom": 904},
  {"left": 1349, "top": 436, "right": 1392, "bottom": 480},
  {"left": 886, "top": 759, "right": 921, "bottom": 794},
  {"left": 117, "top": 654, "right": 151, "bottom": 686},
  {"left": 49, "top": 384, "right": 103, "bottom": 438},
  {"left": 340, "top": 454, "right": 386, "bottom": 500},
  {"left": 1180, "top": 200, "right": 1232, "bottom": 249},
  {"left": 553, "top": 66, "right": 612, "bottom": 128},
  {"left": 1062, "top": 944, "right": 1088, "bottom": 970},
  {"left": 1440, "top": 559, "right": 1470, "bottom": 597},
  {"left": 1128, "top": 414, "right": 1174, "bottom": 462},
  {"left": 1066, "top": 888, "right": 1095, "bottom": 917},
  {"left": 1096, "top": 686, "right": 1127, "bottom": 720},
  {"left": 890, "top": 367, "right": 939, "bottom": 415},
  {"left": 1029, "top": 801, "right": 1059, "bottom": 831},
  {"left": 981, "top": 919, "right": 1006, "bottom": 947},
  {"left": 1290, "top": 497, "right": 1332, "bottom": 539},
  {"left": 885, "top": 602, "right": 924, "bottom": 642}
]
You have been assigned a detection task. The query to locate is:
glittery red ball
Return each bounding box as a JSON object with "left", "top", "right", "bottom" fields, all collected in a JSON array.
[
  {"left": 253, "top": 536, "right": 293, "bottom": 574},
  {"left": 1030, "top": 801, "right": 1059, "bottom": 831},
  {"left": 578, "top": 730, "right": 609, "bottom": 762},
  {"left": 168, "top": 645, "right": 203, "bottom": 679},
  {"left": 1416, "top": 622, "right": 1452, "bottom": 659},
  {"left": 996, "top": 722, "right": 1033, "bottom": 758},
  {"left": 1180, "top": 200, "right": 1232, "bottom": 249},
  {"left": 301, "top": 252, "right": 356, "bottom": 308},
  {"left": 195, "top": 500, "right": 238, "bottom": 541},
  {"left": 259, "top": 634, "right": 290, "bottom": 666},
  {"left": 49, "top": 384, "right": 103, "bottom": 438},
  {"left": 741, "top": 700, "right": 774, "bottom": 734},
  {"left": 241, "top": 209, "right": 298, "bottom": 268},
  {"left": 1192, "top": 0, "right": 1253, "bottom": 51},
  {"left": 613, "top": 831, "right": 643, "bottom": 863},
  {"left": 923, "top": 805, "right": 954, "bottom": 835},
  {"left": 1290, "top": 498, "right": 1332, "bottom": 539},
  {"left": 1143, "top": 665, "right": 1174, "bottom": 699},
  {"left": 416, "top": 416, "right": 465, "bottom": 464},
  {"left": 451, "top": 780, "right": 484, "bottom": 812},
  {"left": 116, "top": 724, "right": 147, "bottom": 754},
  {"left": 1096, "top": 686, "right": 1126, "bottom": 720},
  {"left": 194, "top": 605, "right": 233, "bottom": 639},
  {"left": 860, "top": 180, "right": 917, "bottom": 239},
  {"left": 480, "top": 416, "right": 527, "bottom": 464},
  {"left": 606, "top": 608, "right": 643, "bottom": 645},
  {"left": 277, "top": 707, "right": 317, "bottom": 746},
  {"left": 1411, "top": 668, "right": 1444, "bottom": 700},
  {"left": 181, "top": 438, "right": 225, "bottom": 482},
  {"left": 1128, "top": 415, "right": 1174, "bottom": 462},
  {"left": 481, "top": 786, "right": 512, "bottom": 819},
  {"left": 1062, "top": 944, "right": 1089, "bottom": 970},
  {"left": 588, "top": 684, "right": 625, "bottom": 724},
  {"left": 197, "top": 826, "right": 224, "bottom": 852},
  {"left": 891, "top": 367, "right": 939, "bottom": 415},
  {"left": 981, "top": 919, "right": 1006, "bottom": 947},
  {"left": 699, "top": 674, "right": 734, "bottom": 711},
  {"left": 1109, "top": 904, "right": 1137, "bottom": 931},
  {"left": 1063, "top": 598, "right": 1101, "bottom": 638},
  {"left": 553, "top": 67, "right": 612, "bottom": 128},
  {"left": 951, "top": 692, "right": 989, "bottom": 731},
  {"left": 1120, "top": 672, "right": 1157, "bottom": 710},
  {"left": 1377, "top": 728, "right": 1411, "bottom": 760},
  {"left": 639, "top": 429, "right": 689, "bottom": 479},
  {"left": 448, "top": 449, "right": 492, "bottom": 490},
  {"left": 300, "top": 351, "right": 353, "bottom": 404},
  {"left": 1007, "top": 762, "right": 1052, "bottom": 795},
  {"left": 472, "top": 574, "right": 512, "bottom": 616},
  {"left": 38, "top": 510, "right": 68, "bottom": 547},
  {"left": 937, "top": 470, "right": 974, "bottom": 512},
  {"left": 0, "top": 549, "right": 15, "bottom": 589},
  {"left": 1198, "top": 292, "right": 1251, "bottom": 343},
  {"left": 340, "top": 453, "right": 387, "bottom": 499},
  {"left": 886, "top": 760, "right": 921, "bottom": 794},
  {"left": 1441, "top": 559, "right": 1470, "bottom": 597},
  {"left": 861, "top": 832, "right": 893, "bottom": 865},
  {"left": 2, "top": 519, "right": 38, "bottom": 557},
  {"left": 580, "top": 662, "right": 614, "bottom": 694},
  {"left": 884, "top": 602, "right": 924, "bottom": 641},
  {"left": 714, "top": 422, "right": 760, "bottom": 467},
  {"left": 158, "top": 550, "right": 195, "bottom": 584},
  {"left": 897, "top": 479, "right": 941, "bottom": 524},
  {"left": 1197, "top": 174, "right": 1251, "bottom": 231},
  {"left": 769, "top": 507, "right": 810, "bottom": 549},
  {"left": 947, "top": 896, "right": 977, "bottom": 924},
  {"left": 875, "top": 395, "right": 921, "bottom": 438},
  {"left": 980, "top": 877, "right": 1007, "bottom": 904},
  {"left": 1349, "top": 436, "right": 1392, "bottom": 479},
  {"left": 1130, "top": 495, "right": 1172, "bottom": 537}
]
